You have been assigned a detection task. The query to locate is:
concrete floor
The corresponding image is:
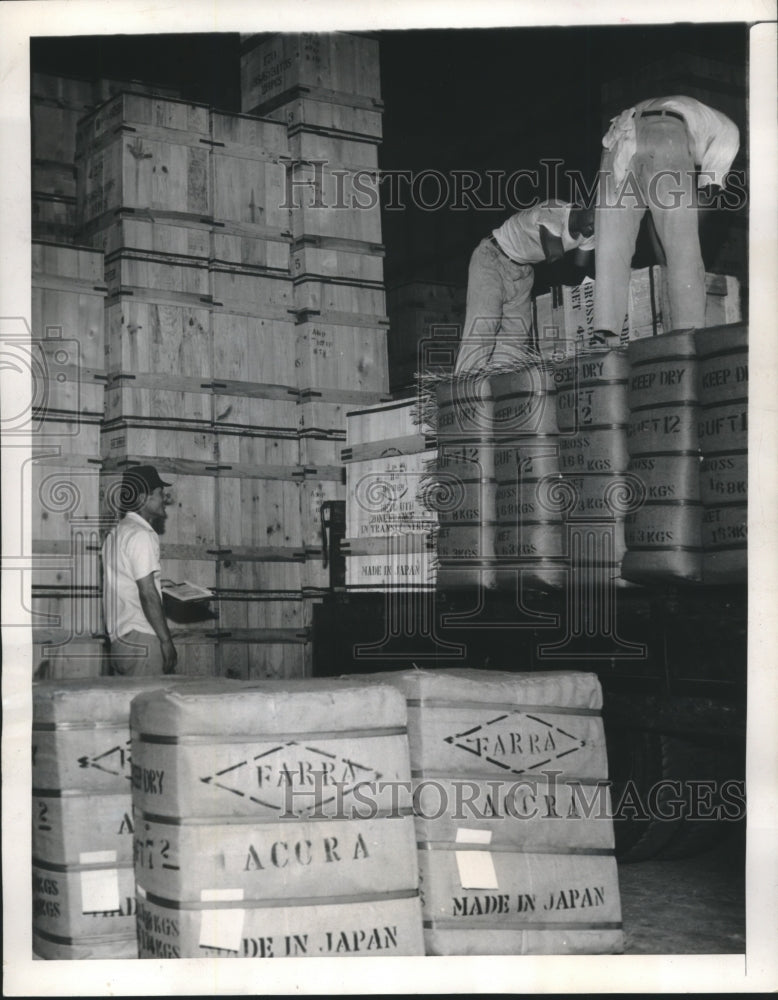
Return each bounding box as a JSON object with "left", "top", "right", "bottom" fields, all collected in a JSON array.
[{"left": 617, "top": 826, "right": 746, "bottom": 954}]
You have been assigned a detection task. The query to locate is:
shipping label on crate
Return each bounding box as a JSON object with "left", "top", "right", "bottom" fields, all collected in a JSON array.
[
  {"left": 130, "top": 732, "right": 411, "bottom": 819},
  {"left": 347, "top": 452, "right": 438, "bottom": 538}
]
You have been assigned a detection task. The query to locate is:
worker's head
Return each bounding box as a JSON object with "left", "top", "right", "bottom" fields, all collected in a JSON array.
[
  {"left": 569, "top": 206, "right": 594, "bottom": 239},
  {"left": 119, "top": 465, "right": 172, "bottom": 532}
]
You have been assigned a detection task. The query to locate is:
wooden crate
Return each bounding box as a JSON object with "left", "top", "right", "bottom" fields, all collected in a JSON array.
[
  {"left": 32, "top": 161, "right": 77, "bottom": 200},
  {"left": 104, "top": 297, "right": 211, "bottom": 378},
  {"left": 210, "top": 109, "right": 290, "bottom": 239},
  {"left": 346, "top": 451, "right": 437, "bottom": 540},
  {"left": 75, "top": 93, "right": 211, "bottom": 227},
  {"left": 295, "top": 320, "right": 389, "bottom": 393},
  {"left": 345, "top": 396, "right": 434, "bottom": 452},
  {"left": 288, "top": 129, "right": 379, "bottom": 169},
  {"left": 286, "top": 160, "right": 382, "bottom": 244},
  {"left": 32, "top": 195, "right": 77, "bottom": 243},
  {"left": 240, "top": 32, "right": 382, "bottom": 110},
  {"left": 79, "top": 211, "right": 211, "bottom": 259},
  {"left": 32, "top": 241, "right": 106, "bottom": 369},
  {"left": 343, "top": 535, "right": 436, "bottom": 592},
  {"left": 210, "top": 311, "right": 298, "bottom": 388},
  {"left": 104, "top": 248, "right": 210, "bottom": 304},
  {"left": 30, "top": 586, "right": 104, "bottom": 643},
  {"left": 32, "top": 637, "right": 107, "bottom": 681},
  {"left": 291, "top": 236, "right": 384, "bottom": 284},
  {"left": 253, "top": 93, "right": 383, "bottom": 140},
  {"left": 101, "top": 382, "right": 217, "bottom": 464},
  {"left": 210, "top": 266, "right": 294, "bottom": 319},
  {"left": 31, "top": 457, "right": 102, "bottom": 551}
]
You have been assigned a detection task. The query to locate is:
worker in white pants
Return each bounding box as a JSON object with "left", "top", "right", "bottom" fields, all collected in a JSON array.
[
  {"left": 592, "top": 95, "right": 740, "bottom": 339},
  {"left": 455, "top": 201, "right": 594, "bottom": 374}
]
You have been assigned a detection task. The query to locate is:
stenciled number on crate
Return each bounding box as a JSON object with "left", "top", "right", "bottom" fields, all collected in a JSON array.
[
  {"left": 196, "top": 742, "right": 383, "bottom": 816},
  {"left": 443, "top": 711, "right": 587, "bottom": 775}
]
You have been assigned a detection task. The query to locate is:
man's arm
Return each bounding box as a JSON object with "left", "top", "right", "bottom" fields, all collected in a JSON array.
[
  {"left": 136, "top": 573, "right": 177, "bottom": 673},
  {"left": 539, "top": 224, "right": 565, "bottom": 264}
]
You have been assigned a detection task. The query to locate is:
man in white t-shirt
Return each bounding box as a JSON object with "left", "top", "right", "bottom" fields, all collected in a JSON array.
[
  {"left": 102, "top": 465, "right": 178, "bottom": 675},
  {"left": 592, "top": 95, "right": 740, "bottom": 339},
  {"left": 454, "top": 201, "right": 595, "bottom": 374}
]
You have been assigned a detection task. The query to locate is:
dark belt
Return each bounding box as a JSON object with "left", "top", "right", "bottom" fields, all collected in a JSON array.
[
  {"left": 641, "top": 109, "right": 685, "bottom": 122},
  {"left": 488, "top": 234, "right": 518, "bottom": 262}
]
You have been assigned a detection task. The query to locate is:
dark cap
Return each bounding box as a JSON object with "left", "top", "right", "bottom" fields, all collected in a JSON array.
[{"left": 118, "top": 465, "right": 172, "bottom": 512}]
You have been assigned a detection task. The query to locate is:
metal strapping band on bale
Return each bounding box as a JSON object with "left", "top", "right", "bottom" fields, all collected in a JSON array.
[
  {"left": 404, "top": 699, "right": 601, "bottom": 716},
  {"left": 417, "top": 843, "right": 615, "bottom": 856},
  {"left": 33, "top": 928, "right": 138, "bottom": 947},
  {"left": 33, "top": 720, "right": 128, "bottom": 732},
  {"left": 637, "top": 500, "right": 704, "bottom": 507},
  {"left": 699, "top": 396, "right": 748, "bottom": 409},
  {"left": 138, "top": 807, "right": 416, "bottom": 827},
  {"left": 630, "top": 352, "right": 696, "bottom": 366},
  {"left": 628, "top": 449, "right": 702, "bottom": 458},
  {"left": 32, "top": 787, "right": 129, "bottom": 799},
  {"left": 33, "top": 857, "right": 134, "bottom": 874},
  {"left": 629, "top": 399, "right": 698, "bottom": 412},
  {"left": 409, "top": 771, "right": 607, "bottom": 786},
  {"left": 137, "top": 886, "right": 419, "bottom": 911},
  {"left": 136, "top": 724, "right": 408, "bottom": 745},
  {"left": 424, "top": 919, "right": 623, "bottom": 931},
  {"left": 626, "top": 545, "right": 705, "bottom": 553}
]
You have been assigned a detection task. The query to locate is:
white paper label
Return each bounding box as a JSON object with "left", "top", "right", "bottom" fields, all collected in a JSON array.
[
  {"left": 199, "top": 888, "right": 245, "bottom": 953},
  {"left": 455, "top": 828, "right": 499, "bottom": 890},
  {"left": 80, "top": 868, "right": 121, "bottom": 914}
]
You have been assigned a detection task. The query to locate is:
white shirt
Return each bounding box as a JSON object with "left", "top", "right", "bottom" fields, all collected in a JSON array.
[
  {"left": 492, "top": 202, "right": 596, "bottom": 264},
  {"left": 603, "top": 95, "right": 740, "bottom": 189},
  {"left": 102, "top": 511, "right": 162, "bottom": 640}
]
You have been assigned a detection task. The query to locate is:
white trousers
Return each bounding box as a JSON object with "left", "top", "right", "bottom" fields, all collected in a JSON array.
[{"left": 593, "top": 115, "right": 705, "bottom": 336}]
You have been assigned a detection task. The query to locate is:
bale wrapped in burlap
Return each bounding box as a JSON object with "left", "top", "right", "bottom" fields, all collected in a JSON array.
[
  {"left": 129, "top": 678, "right": 425, "bottom": 958},
  {"left": 347, "top": 668, "right": 623, "bottom": 956}
]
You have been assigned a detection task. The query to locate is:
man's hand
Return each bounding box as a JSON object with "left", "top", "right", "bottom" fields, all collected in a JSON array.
[{"left": 161, "top": 638, "right": 178, "bottom": 674}]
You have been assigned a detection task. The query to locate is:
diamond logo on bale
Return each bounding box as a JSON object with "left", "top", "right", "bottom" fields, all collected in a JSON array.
[
  {"left": 443, "top": 711, "right": 587, "bottom": 775},
  {"left": 77, "top": 740, "right": 132, "bottom": 780},
  {"left": 199, "top": 742, "right": 383, "bottom": 817}
]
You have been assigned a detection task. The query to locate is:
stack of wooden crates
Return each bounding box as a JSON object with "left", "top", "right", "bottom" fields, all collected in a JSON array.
[
  {"left": 29, "top": 33, "right": 391, "bottom": 680},
  {"left": 240, "top": 32, "right": 391, "bottom": 610}
]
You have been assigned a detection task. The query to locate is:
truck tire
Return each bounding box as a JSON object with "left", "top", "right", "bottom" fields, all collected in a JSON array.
[
  {"left": 607, "top": 727, "right": 685, "bottom": 862},
  {"left": 654, "top": 735, "right": 745, "bottom": 861}
]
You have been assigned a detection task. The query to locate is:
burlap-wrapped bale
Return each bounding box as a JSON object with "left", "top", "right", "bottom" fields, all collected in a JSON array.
[
  {"left": 31, "top": 676, "right": 200, "bottom": 960},
  {"left": 348, "top": 668, "right": 623, "bottom": 956},
  {"left": 623, "top": 330, "right": 702, "bottom": 582},
  {"left": 695, "top": 323, "right": 747, "bottom": 584},
  {"left": 129, "top": 678, "right": 425, "bottom": 959}
]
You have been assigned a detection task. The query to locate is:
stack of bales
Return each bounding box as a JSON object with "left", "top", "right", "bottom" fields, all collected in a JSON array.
[
  {"left": 74, "top": 93, "right": 312, "bottom": 678},
  {"left": 31, "top": 73, "right": 180, "bottom": 243},
  {"left": 341, "top": 398, "right": 437, "bottom": 592},
  {"left": 31, "top": 677, "right": 193, "bottom": 959},
  {"left": 129, "top": 678, "right": 425, "bottom": 958},
  {"left": 695, "top": 323, "right": 748, "bottom": 584},
  {"left": 350, "top": 668, "right": 623, "bottom": 956},
  {"left": 532, "top": 267, "right": 741, "bottom": 357},
  {"left": 240, "top": 32, "right": 390, "bottom": 617},
  {"left": 492, "top": 363, "right": 567, "bottom": 592},
  {"left": 622, "top": 330, "right": 703, "bottom": 583},
  {"left": 31, "top": 240, "right": 108, "bottom": 678},
  {"left": 553, "top": 348, "right": 634, "bottom": 589},
  {"left": 435, "top": 373, "right": 500, "bottom": 593}
]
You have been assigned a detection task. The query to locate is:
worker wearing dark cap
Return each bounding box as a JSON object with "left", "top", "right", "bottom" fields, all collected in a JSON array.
[
  {"left": 101, "top": 465, "right": 177, "bottom": 675},
  {"left": 592, "top": 95, "right": 740, "bottom": 340}
]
